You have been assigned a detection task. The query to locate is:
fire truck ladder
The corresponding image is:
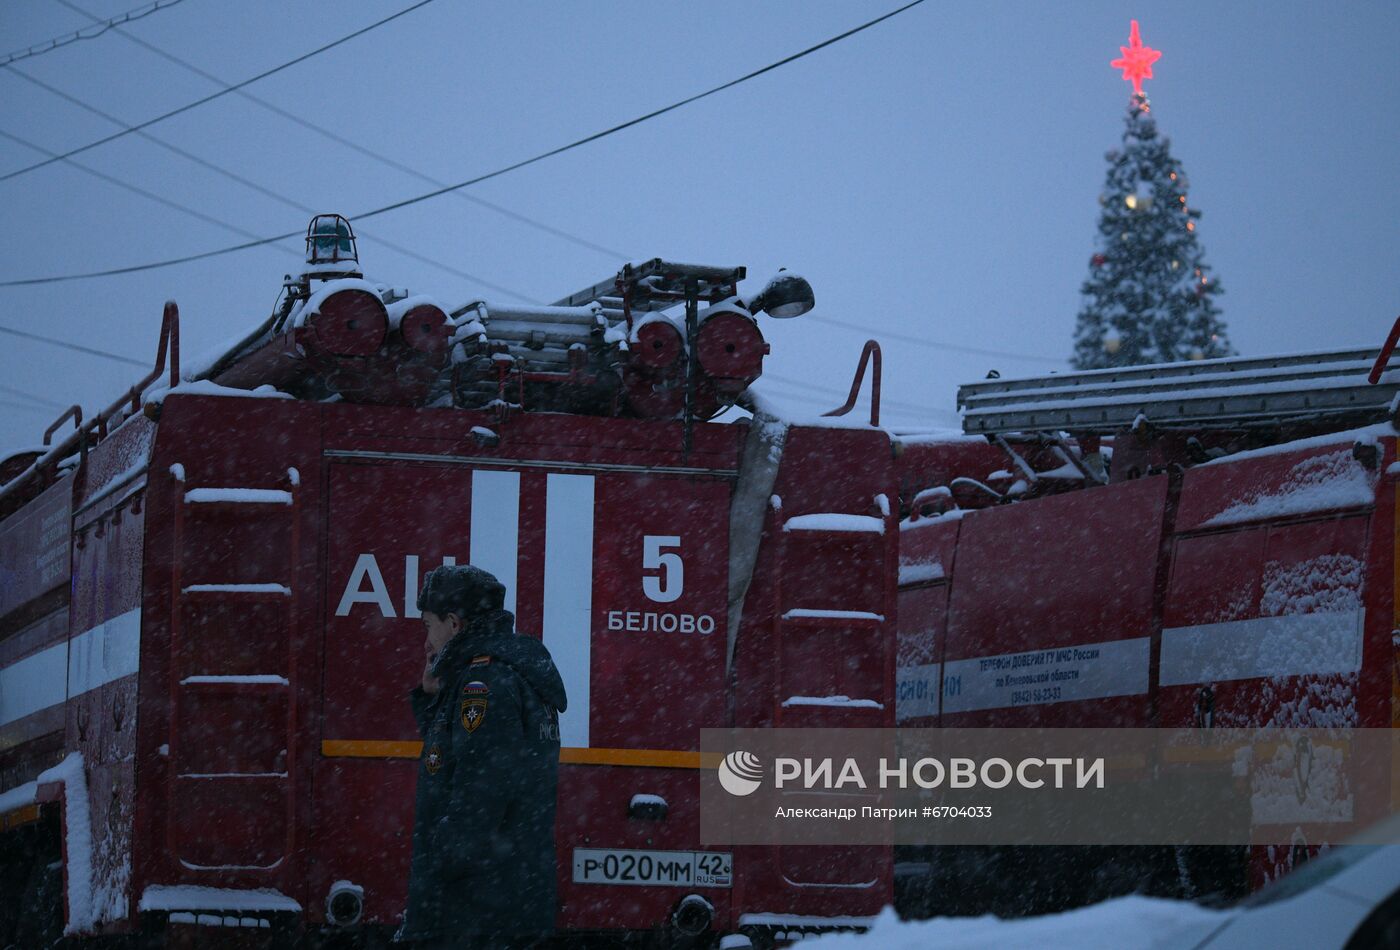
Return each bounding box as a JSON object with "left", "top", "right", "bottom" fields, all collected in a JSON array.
[
  {"left": 959, "top": 348, "right": 1400, "bottom": 437},
  {"left": 769, "top": 496, "right": 897, "bottom": 727},
  {"left": 165, "top": 465, "right": 302, "bottom": 874}
]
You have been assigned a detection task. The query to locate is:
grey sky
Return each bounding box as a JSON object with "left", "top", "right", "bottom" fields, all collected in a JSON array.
[{"left": 0, "top": 0, "right": 1396, "bottom": 451}]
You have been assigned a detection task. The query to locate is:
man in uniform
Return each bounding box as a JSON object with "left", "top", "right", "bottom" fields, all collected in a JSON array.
[{"left": 395, "top": 565, "right": 567, "bottom": 948}]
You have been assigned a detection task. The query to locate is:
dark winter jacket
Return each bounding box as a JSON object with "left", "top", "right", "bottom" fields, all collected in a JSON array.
[{"left": 397, "top": 608, "right": 567, "bottom": 944}]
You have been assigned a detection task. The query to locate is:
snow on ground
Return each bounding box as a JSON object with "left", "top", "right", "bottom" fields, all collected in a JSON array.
[{"left": 804, "top": 897, "right": 1232, "bottom": 949}]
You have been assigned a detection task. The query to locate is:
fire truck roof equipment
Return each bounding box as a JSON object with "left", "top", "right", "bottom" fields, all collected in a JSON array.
[
  {"left": 544, "top": 258, "right": 782, "bottom": 451},
  {"left": 748, "top": 270, "right": 815, "bottom": 319},
  {"left": 303, "top": 213, "right": 361, "bottom": 279},
  {"left": 552, "top": 259, "right": 746, "bottom": 314},
  {"left": 959, "top": 347, "right": 1400, "bottom": 437}
]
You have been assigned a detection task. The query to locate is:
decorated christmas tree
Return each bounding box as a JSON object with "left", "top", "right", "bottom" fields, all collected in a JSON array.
[{"left": 1071, "top": 22, "right": 1232, "bottom": 369}]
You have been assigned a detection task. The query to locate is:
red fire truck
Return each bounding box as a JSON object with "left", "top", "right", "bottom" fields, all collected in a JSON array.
[
  {"left": 0, "top": 217, "right": 896, "bottom": 948},
  {"left": 0, "top": 213, "right": 1395, "bottom": 946},
  {"left": 893, "top": 347, "right": 1400, "bottom": 917}
]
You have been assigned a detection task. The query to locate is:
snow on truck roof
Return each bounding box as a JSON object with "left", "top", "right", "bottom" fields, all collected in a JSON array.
[{"left": 1199, "top": 421, "right": 1391, "bottom": 466}]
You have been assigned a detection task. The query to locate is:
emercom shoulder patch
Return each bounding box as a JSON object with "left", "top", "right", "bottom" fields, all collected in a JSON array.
[{"left": 461, "top": 680, "right": 489, "bottom": 732}]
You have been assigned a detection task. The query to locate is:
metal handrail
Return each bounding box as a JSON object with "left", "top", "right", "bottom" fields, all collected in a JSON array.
[
  {"left": 0, "top": 301, "right": 180, "bottom": 510},
  {"left": 96, "top": 300, "right": 180, "bottom": 430},
  {"left": 824, "top": 339, "right": 882, "bottom": 427},
  {"left": 43, "top": 405, "right": 82, "bottom": 446},
  {"left": 1368, "top": 314, "right": 1400, "bottom": 385}
]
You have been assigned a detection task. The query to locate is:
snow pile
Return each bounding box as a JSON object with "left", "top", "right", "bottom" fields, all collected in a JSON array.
[
  {"left": 603, "top": 323, "right": 628, "bottom": 346},
  {"left": 1262, "top": 672, "right": 1359, "bottom": 730},
  {"left": 35, "top": 753, "right": 94, "bottom": 935},
  {"left": 757, "top": 417, "right": 787, "bottom": 463},
  {"left": 288, "top": 278, "right": 382, "bottom": 329},
  {"left": 1203, "top": 448, "right": 1377, "bottom": 527},
  {"left": 184, "top": 488, "right": 292, "bottom": 505},
  {"left": 1205, "top": 551, "right": 1363, "bottom": 732},
  {"left": 892, "top": 431, "right": 988, "bottom": 446},
  {"left": 781, "top": 695, "right": 884, "bottom": 709},
  {"left": 138, "top": 884, "right": 301, "bottom": 912},
  {"left": 384, "top": 294, "right": 448, "bottom": 331},
  {"left": 179, "top": 674, "right": 289, "bottom": 685},
  {"left": 449, "top": 313, "right": 489, "bottom": 363},
  {"left": 898, "top": 559, "right": 945, "bottom": 585},
  {"left": 744, "top": 385, "right": 888, "bottom": 431},
  {"left": 899, "top": 507, "right": 967, "bottom": 531},
  {"left": 1257, "top": 553, "right": 1361, "bottom": 730},
  {"left": 176, "top": 322, "right": 266, "bottom": 383},
  {"left": 83, "top": 459, "right": 147, "bottom": 509},
  {"left": 182, "top": 583, "right": 291, "bottom": 596},
  {"left": 783, "top": 608, "right": 884, "bottom": 622},
  {"left": 148, "top": 379, "right": 292, "bottom": 404},
  {"left": 784, "top": 513, "right": 884, "bottom": 534},
  {"left": 628, "top": 311, "right": 683, "bottom": 345},
  {"left": 0, "top": 779, "right": 37, "bottom": 815},
  {"left": 805, "top": 897, "right": 1232, "bottom": 949},
  {"left": 1201, "top": 423, "right": 1391, "bottom": 466},
  {"left": 1250, "top": 736, "right": 1353, "bottom": 826},
  {"left": 1260, "top": 554, "right": 1362, "bottom": 618},
  {"left": 330, "top": 880, "right": 362, "bottom": 898},
  {"left": 92, "top": 797, "right": 131, "bottom": 926}
]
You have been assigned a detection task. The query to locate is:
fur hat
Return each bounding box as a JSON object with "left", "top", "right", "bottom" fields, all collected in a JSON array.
[{"left": 417, "top": 564, "right": 506, "bottom": 620}]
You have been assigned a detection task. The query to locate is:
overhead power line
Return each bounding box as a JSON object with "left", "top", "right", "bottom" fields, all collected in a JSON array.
[
  {"left": 0, "top": 68, "right": 537, "bottom": 302},
  {"left": 0, "top": 0, "right": 927, "bottom": 287},
  {"left": 763, "top": 371, "right": 961, "bottom": 420},
  {"left": 0, "top": 323, "right": 147, "bottom": 367},
  {"left": 0, "top": 383, "right": 65, "bottom": 409},
  {"left": 33, "top": 0, "right": 1035, "bottom": 385},
  {"left": 57, "top": 0, "right": 632, "bottom": 263},
  {"left": 0, "top": 123, "right": 530, "bottom": 306},
  {"left": 369, "top": 239, "right": 541, "bottom": 304},
  {"left": 808, "top": 314, "right": 1066, "bottom": 365},
  {"left": 0, "top": 399, "right": 56, "bottom": 416},
  {"left": 0, "top": 0, "right": 440, "bottom": 183},
  {"left": 757, "top": 384, "right": 961, "bottom": 427},
  {"left": 0, "top": 0, "right": 186, "bottom": 68},
  {"left": 0, "top": 125, "right": 285, "bottom": 244},
  {"left": 5, "top": 65, "right": 328, "bottom": 216},
  {"left": 25, "top": 0, "right": 1046, "bottom": 375}
]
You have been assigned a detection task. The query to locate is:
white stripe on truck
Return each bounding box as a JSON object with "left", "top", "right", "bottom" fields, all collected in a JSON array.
[
  {"left": 543, "top": 473, "right": 595, "bottom": 748},
  {"left": 939, "top": 637, "right": 1151, "bottom": 714},
  {"left": 1159, "top": 610, "right": 1364, "bottom": 686},
  {"left": 0, "top": 608, "right": 140, "bottom": 728},
  {"left": 469, "top": 469, "right": 521, "bottom": 616}
]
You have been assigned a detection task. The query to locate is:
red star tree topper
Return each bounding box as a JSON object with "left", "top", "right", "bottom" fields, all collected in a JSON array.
[{"left": 1111, "top": 20, "right": 1162, "bottom": 96}]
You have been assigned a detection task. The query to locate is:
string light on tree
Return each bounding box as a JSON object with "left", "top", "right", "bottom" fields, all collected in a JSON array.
[{"left": 1070, "top": 21, "right": 1232, "bottom": 370}]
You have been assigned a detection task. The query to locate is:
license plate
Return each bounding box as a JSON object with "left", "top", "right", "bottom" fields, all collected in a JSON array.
[{"left": 572, "top": 848, "right": 732, "bottom": 888}]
